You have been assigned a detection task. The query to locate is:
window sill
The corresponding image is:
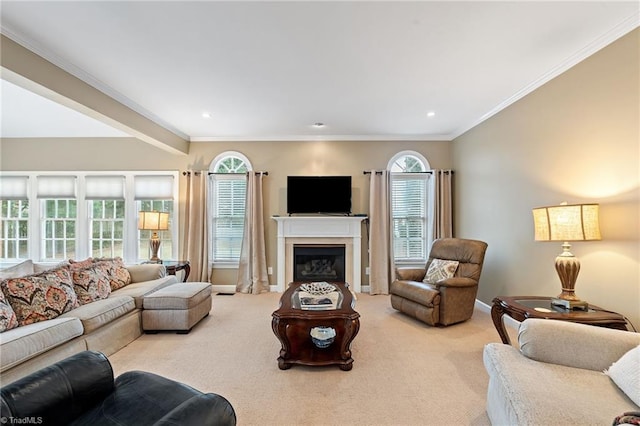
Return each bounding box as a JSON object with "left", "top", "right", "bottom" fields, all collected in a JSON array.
[{"left": 211, "top": 262, "right": 240, "bottom": 269}]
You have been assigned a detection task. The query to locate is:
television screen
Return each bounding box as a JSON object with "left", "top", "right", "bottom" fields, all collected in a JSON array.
[{"left": 287, "top": 176, "right": 352, "bottom": 215}]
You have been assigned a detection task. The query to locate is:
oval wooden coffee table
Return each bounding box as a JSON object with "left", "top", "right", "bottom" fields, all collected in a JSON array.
[{"left": 272, "top": 281, "right": 360, "bottom": 371}]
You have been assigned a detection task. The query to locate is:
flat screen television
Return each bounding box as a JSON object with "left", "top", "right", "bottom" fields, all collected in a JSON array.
[{"left": 287, "top": 176, "right": 352, "bottom": 215}]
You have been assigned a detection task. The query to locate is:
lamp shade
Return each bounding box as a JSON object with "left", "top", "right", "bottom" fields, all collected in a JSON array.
[
  {"left": 138, "top": 211, "right": 170, "bottom": 231},
  {"left": 532, "top": 203, "right": 601, "bottom": 242}
]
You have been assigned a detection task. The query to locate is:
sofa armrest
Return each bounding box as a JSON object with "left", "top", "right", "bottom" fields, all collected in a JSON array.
[
  {"left": 0, "top": 351, "right": 114, "bottom": 424},
  {"left": 395, "top": 267, "right": 426, "bottom": 282},
  {"left": 154, "top": 393, "right": 237, "bottom": 426},
  {"left": 518, "top": 318, "right": 640, "bottom": 372},
  {"left": 127, "top": 264, "right": 167, "bottom": 283}
]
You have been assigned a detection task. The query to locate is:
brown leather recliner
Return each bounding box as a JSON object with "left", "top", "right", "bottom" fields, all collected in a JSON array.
[{"left": 390, "top": 238, "right": 488, "bottom": 326}]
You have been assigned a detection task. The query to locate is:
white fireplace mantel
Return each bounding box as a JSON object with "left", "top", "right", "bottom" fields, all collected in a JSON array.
[{"left": 272, "top": 216, "right": 367, "bottom": 293}]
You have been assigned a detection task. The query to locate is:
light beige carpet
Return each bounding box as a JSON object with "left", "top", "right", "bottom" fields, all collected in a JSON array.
[{"left": 109, "top": 293, "right": 507, "bottom": 426}]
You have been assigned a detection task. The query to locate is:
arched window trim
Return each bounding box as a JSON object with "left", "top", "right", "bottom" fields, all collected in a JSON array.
[
  {"left": 387, "top": 150, "right": 430, "bottom": 173},
  {"left": 209, "top": 151, "right": 253, "bottom": 173}
]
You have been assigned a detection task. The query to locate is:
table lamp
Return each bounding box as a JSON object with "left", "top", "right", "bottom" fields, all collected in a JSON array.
[
  {"left": 532, "top": 202, "right": 601, "bottom": 310},
  {"left": 138, "top": 211, "right": 170, "bottom": 263}
]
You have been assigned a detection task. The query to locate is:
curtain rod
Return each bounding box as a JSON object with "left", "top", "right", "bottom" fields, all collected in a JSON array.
[
  {"left": 183, "top": 171, "right": 269, "bottom": 176},
  {"left": 363, "top": 170, "right": 454, "bottom": 175}
]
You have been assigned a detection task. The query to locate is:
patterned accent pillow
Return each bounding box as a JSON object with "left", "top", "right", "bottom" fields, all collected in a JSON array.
[
  {"left": 423, "top": 258, "right": 460, "bottom": 284},
  {"left": 92, "top": 257, "right": 131, "bottom": 291},
  {"left": 69, "top": 258, "right": 94, "bottom": 269},
  {"left": 70, "top": 263, "right": 112, "bottom": 305},
  {"left": 0, "top": 290, "right": 19, "bottom": 332},
  {"left": 0, "top": 266, "right": 79, "bottom": 326}
]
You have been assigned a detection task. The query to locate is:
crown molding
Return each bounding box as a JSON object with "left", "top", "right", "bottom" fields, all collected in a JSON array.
[{"left": 190, "top": 134, "right": 453, "bottom": 142}]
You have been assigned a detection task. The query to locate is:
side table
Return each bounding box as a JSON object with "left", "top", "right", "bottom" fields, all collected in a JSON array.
[
  {"left": 144, "top": 260, "right": 191, "bottom": 282},
  {"left": 163, "top": 260, "right": 190, "bottom": 282},
  {"left": 491, "top": 295, "right": 628, "bottom": 345}
]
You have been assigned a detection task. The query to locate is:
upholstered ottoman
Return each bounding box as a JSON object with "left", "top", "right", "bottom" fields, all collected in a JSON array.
[{"left": 142, "top": 282, "right": 212, "bottom": 333}]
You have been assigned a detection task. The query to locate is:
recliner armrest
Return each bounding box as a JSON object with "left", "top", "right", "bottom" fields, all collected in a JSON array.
[
  {"left": 434, "top": 277, "right": 477, "bottom": 288},
  {"left": 395, "top": 267, "right": 426, "bottom": 282}
]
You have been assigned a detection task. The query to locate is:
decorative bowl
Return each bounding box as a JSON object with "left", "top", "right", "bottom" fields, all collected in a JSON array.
[
  {"left": 310, "top": 326, "right": 336, "bottom": 348},
  {"left": 300, "top": 282, "right": 337, "bottom": 295}
]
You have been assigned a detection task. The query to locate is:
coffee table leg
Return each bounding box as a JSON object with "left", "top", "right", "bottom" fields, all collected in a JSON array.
[{"left": 491, "top": 301, "right": 512, "bottom": 345}]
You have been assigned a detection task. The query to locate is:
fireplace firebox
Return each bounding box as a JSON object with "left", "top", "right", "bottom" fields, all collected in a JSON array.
[{"left": 294, "top": 245, "right": 345, "bottom": 282}]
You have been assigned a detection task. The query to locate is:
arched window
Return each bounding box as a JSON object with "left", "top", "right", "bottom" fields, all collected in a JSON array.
[
  {"left": 388, "top": 151, "right": 430, "bottom": 264},
  {"left": 209, "top": 152, "right": 251, "bottom": 264}
]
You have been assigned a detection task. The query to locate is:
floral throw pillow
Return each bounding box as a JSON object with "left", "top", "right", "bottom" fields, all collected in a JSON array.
[
  {"left": 0, "top": 267, "right": 79, "bottom": 326},
  {"left": 71, "top": 264, "right": 112, "bottom": 305},
  {"left": 92, "top": 257, "right": 131, "bottom": 291},
  {"left": 423, "top": 258, "right": 460, "bottom": 284},
  {"left": 0, "top": 290, "right": 19, "bottom": 332}
]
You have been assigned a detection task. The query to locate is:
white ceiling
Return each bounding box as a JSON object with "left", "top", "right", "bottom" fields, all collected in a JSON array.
[{"left": 1, "top": 1, "right": 638, "bottom": 142}]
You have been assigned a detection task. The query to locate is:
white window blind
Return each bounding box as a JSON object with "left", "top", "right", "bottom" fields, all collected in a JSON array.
[
  {"left": 0, "top": 176, "right": 29, "bottom": 199},
  {"left": 85, "top": 175, "right": 125, "bottom": 200},
  {"left": 134, "top": 175, "right": 174, "bottom": 200},
  {"left": 37, "top": 176, "right": 77, "bottom": 198},
  {"left": 391, "top": 173, "right": 428, "bottom": 261},
  {"left": 212, "top": 177, "right": 246, "bottom": 262}
]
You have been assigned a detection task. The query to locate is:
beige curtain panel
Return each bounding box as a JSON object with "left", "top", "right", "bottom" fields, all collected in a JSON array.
[
  {"left": 368, "top": 170, "right": 394, "bottom": 295},
  {"left": 183, "top": 171, "right": 209, "bottom": 282},
  {"left": 429, "top": 170, "right": 454, "bottom": 247},
  {"left": 236, "top": 172, "right": 270, "bottom": 294}
]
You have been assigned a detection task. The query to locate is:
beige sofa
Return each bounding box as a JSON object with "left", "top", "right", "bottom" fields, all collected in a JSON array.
[
  {"left": 483, "top": 318, "right": 640, "bottom": 425},
  {"left": 0, "top": 262, "right": 178, "bottom": 385}
]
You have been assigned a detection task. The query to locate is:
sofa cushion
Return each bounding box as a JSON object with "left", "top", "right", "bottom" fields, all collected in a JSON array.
[
  {"left": 0, "top": 290, "right": 19, "bottom": 332},
  {"left": 111, "top": 276, "right": 178, "bottom": 308},
  {"left": 1, "top": 267, "right": 79, "bottom": 326},
  {"left": 0, "top": 260, "right": 34, "bottom": 280},
  {"left": 424, "top": 258, "right": 459, "bottom": 283},
  {"left": 70, "top": 263, "right": 112, "bottom": 305},
  {"left": 0, "top": 316, "right": 83, "bottom": 372},
  {"left": 59, "top": 296, "right": 135, "bottom": 334},
  {"left": 606, "top": 345, "right": 640, "bottom": 406}
]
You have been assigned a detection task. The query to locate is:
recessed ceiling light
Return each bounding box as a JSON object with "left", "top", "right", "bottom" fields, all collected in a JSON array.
[
  {"left": 312, "top": 122, "right": 325, "bottom": 128},
  {"left": 202, "top": 112, "right": 211, "bottom": 119},
  {"left": 427, "top": 111, "right": 436, "bottom": 118}
]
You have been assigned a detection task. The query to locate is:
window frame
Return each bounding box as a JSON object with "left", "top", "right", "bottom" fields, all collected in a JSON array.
[
  {"left": 0, "top": 171, "right": 178, "bottom": 266},
  {"left": 388, "top": 151, "right": 431, "bottom": 266},
  {"left": 208, "top": 151, "right": 251, "bottom": 267}
]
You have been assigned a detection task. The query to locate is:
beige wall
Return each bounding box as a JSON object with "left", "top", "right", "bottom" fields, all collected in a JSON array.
[{"left": 452, "top": 29, "right": 640, "bottom": 326}]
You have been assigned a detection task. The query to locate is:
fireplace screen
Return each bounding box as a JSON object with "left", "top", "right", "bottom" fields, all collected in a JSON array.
[{"left": 294, "top": 245, "right": 346, "bottom": 282}]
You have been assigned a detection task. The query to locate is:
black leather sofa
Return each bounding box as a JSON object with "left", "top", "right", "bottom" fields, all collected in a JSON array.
[{"left": 0, "top": 351, "right": 236, "bottom": 426}]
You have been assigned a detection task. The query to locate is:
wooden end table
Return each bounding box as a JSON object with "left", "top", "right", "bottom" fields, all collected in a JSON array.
[
  {"left": 272, "top": 282, "right": 360, "bottom": 371},
  {"left": 163, "top": 260, "right": 190, "bottom": 282},
  {"left": 491, "top": 295, "right": 628, "bottom": 345}
]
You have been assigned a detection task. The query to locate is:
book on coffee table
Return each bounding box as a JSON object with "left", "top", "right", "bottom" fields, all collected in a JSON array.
[{"left": 298, "top": 291, "right": 340, "bottom": 310}]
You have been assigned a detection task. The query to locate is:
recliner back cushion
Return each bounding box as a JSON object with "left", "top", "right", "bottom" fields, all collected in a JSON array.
[{"left": 427, "top": 238, "right": 487, "bottom": 282}]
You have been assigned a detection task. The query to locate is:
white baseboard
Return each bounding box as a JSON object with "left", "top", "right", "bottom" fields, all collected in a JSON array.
[
  {"left": 474, "top": 299, "right": 520, "bottom": 330},
  {"left": 212, "top": 284, "right": 236, "bottom": 294}
]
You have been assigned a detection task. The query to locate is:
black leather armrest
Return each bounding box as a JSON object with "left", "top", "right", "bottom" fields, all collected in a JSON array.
[
  {"left": 0, "top": 351, "right": 114, "bottom": 426},
  {"left": 154, "top": 393, "right": 237, "bottom": 426}
]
